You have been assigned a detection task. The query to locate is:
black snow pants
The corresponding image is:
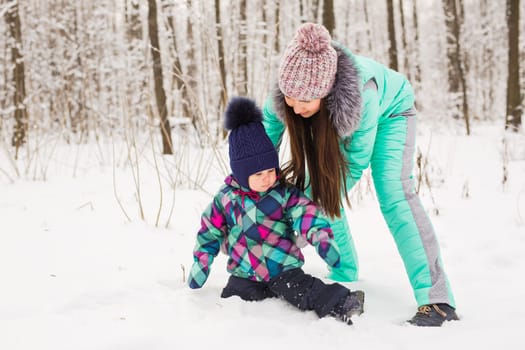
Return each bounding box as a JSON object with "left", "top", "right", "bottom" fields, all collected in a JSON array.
[{"left": 220, "top": 268, "right": 350, "bottom": 318}]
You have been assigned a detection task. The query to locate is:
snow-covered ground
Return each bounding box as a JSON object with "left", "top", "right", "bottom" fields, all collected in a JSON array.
[{"left": 1, "top": 122, "right": 524, "bottom": 349}]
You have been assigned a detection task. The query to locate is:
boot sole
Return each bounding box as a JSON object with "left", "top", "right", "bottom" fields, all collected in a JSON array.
[{"left": 349, "top": 290, "right": 365, "bottom": 316}]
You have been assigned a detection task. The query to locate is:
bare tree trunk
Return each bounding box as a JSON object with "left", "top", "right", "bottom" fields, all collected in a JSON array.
[
  {"left": 262, "top": 1, "right": 273, "bottom": 100},
  {"left": 215, "top": 0, "right": 228, "bottom": 114},
  {"left": 443, "top": 0, "right": 470, "bottom": 134},
  {"left": 125, "top": 0, "right": 148, "bottom": 135},
  {"left": 299, "top": 0, "right": 314, "bottom": 22},
  {"left": 0, "top": 42, "right": 6, "bottom": 133},
  {"left": 164, "top": 1, "right": 193, "bottom": 128},
  {"left": 126, "top": 0, "right": 142, "bottom": 41},
  {"left": 443, "top": 0, "right": 462, "bottom": 102},
  {"left": 5, "top": 0, "right": 28, "bottom": 157},
  {"left": 363, "top": 0, "right": 372, "bottom": 53},
  {"left": 386, "top": 0, "right": 398, "bottom": 70},
  {"left": 398, "top": 0, "right": 409, "bottom": 76},
  {"left": 185, "top": 0, "right": 198, "bottom": 129},
  {"left": 505, "top": 0, "right": 521, "bottom": 131},
  {"left": 412, "top": 0, "right": 422, "bottom": 85},
  {"left": 166, "top": 0, "right": 203, "bottom": 142},
  {"left": 262, "top": 2, "right": 267, "bottom": 47},
  {"left": 238, "top": 0, "right": 248, "bottom": 95},
  {"left": 322, "top": 0, "right": 335, "bottom": 36},
  {"left": 479, "top": 0, "right": 496, "bottom": 118},
  {"left": 148, "top": 0, "right": 173, "bottom": 154},
  {"left": 456, "top": 0, "right": 465, "bottom": 27},
  {"left": 275, "top": 0, "right": 280, "bottom": 53},
  {"left": 313, "top": 0, "right": 320, "bottom": 22},
  {"left": 69, "top": 2, "right": 87, "bottom": 138}
]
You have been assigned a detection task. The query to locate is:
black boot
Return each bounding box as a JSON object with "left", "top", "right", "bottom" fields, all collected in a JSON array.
[
  {"left": 332, "top": 290, "right": 365, "bottom": 325},
  {"left": 408, "top": 303, "right": 459, "bottom": 327}
]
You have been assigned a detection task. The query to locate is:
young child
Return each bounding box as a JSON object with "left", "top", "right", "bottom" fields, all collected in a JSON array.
[{"left": 188, "top": 96, "right": 365, "bottom": 325}]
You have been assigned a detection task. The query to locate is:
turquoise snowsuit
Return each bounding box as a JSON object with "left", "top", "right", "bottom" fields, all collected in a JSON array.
[{"left": 262, "top": 43, "right": 455, "bottom": 308}]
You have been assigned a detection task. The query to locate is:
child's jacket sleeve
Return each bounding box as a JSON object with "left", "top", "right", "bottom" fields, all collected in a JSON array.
[
  {"left": 188, "top": 194, "right": 228, "bottom": 289},
  {"left": 286, "top": 187, "right": 341, "bottom": 268}
]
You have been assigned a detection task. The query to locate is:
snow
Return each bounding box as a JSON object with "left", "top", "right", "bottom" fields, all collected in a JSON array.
[{"left": 1, "top": 122, "right": 524, "bottom": 349}]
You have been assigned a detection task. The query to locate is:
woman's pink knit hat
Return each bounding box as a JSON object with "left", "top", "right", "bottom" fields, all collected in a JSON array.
[{"left": 278, "top": 23, "right": 337, "bottom": 100}]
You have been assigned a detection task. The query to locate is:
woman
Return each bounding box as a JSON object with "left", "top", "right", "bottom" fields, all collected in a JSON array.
[{"left": 262, "top": 22, "right": 458, "bottom": 327}]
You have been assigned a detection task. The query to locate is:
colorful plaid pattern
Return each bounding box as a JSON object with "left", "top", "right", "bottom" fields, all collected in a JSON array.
[{"left": 188, "top": 176, "right": 341, "bottom": 289}]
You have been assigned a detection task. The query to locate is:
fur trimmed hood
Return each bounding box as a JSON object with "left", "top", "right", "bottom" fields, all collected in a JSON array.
[{"left": 272, "top": 46, "right": 362, "bottom": 138}]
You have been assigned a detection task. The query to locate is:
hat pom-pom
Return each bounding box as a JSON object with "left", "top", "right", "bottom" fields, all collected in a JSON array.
[
  {"left": 295, "top": 23, "right": 332, "bottom": 53},
  {"left": 224, "top": 96, "right": 263, "bottom": 130}
]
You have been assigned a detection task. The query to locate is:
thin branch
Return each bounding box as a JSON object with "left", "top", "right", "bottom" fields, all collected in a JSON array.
[{"left": 112, "top": 135, "right": 131, "bottom": 222}]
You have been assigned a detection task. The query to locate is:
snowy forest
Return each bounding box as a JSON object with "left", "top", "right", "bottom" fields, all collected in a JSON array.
[
  {"left": 1, "top": 0, "right": 523, "bottom": 194},
  {"left": 2, "top": 2, "right": 525, "bottom": 347}
]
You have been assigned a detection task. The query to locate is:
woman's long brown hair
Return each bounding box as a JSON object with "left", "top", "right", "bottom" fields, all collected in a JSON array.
[{"left": 280, "top": 99, "right": 350, "bottom": 218}]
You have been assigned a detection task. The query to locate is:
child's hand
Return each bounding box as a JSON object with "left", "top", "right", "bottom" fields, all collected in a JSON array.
[{"left": 188, "top": 253, "right": 214, "bottom": 289}]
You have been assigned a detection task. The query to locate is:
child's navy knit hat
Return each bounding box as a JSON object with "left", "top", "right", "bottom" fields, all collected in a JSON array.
[{"left": 224, "top": 97, "right": 279, "bottom": 189}]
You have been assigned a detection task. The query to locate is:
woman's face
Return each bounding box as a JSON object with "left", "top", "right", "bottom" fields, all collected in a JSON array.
[
  {"left": 284, "top": 96, "right": 321, "bottom": 118},
  {"left": 248, "top": 168, "right": 277, "bottom": 192}
]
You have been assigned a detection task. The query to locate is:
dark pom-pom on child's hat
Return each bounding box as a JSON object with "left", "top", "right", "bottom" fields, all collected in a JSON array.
[
  {"left": 224, "top": 96, "right": 264, "bottom": 130},
  {"left": 224, "top": 97, "right": 279, "bottom": 189}
]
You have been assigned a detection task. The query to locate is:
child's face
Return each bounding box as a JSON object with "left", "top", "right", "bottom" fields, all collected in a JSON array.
[{"left": 248, "top": 168, "right": 277, "bottom": 192}]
